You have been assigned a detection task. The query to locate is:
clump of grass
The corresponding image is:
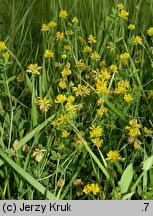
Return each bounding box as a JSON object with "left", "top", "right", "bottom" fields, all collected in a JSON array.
[{"left": 0, "top": 0, "right": 153, "bottom": 200}]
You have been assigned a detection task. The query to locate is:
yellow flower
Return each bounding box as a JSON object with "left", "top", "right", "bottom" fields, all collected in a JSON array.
[
  {"left": 78, "top": 36, "right": 84, "bottom": 43},
  {"left": 75, "top": 59, "right": 85, "bottom": 68},
  {"left": 27, "top": 64, "right": 42, "bottom": 75},
  {"left": 61, "top": 54, "right": 67, "bottom": 59},
  {"left": 55, "top": 94, "right": 67, "bottom": 103},
  {"left": 148, "top": 90, "right": 153, "bottom": 99},
  {"left": 65, "top": 102, "right": 76, "bottom": 114},
  {"left": 125, "top": 119, "right": 141, "bottom": 137},
  {"left": 107, "top": 150, "right": 120, "bottom": 161},
  {"left": 47, "top": 21, "right": 57, "bottom": 28},
  {"left": 59, "top": 10, "right": 68, "bottom": 18},
  {"left": 128, "top": 24, "right": 135, "bottom": 30},
  {"left": 35, "top": 96, "right": 51, "bottom": 112},
  {"left": 110, "top": 64, "right": 118, "bottom": 73},
  {"left": 83, "top": 183, "right": 101, "bottom": 195},
  {"left": 90, "top": 51, "right": 100, "bottom": 61},
  {"left": 41, "top": 23, "right": 49, "bottom": 31},
  {"left": 147, "top": 27, "right": 153, "bottom": 36},
  {"left": 2, "top": 51, "right": 10, "bottom": 59},
  {"left": 124, "top": 93, "right": 133, "bottom": 102},
  {"left": 61, "top": 130, "right": 70, "bottom": 138},
  {"left": 72, "top": 17, "right": 78, "bottom": 23},
  {"left": 101, "top": 69, "right": 111, "bottom": 80},
  {"left": 72, "top": 84, "right": 91, "bottom": 97},
  {"left": 117, "top": 4, "right": 124, "bottom": 9},
  {"left": 134, "top": 36, "right": 142, "bottom": 45},
  {"left": 115, "top": 80, "right": 130, "bottom": 94},
  {"left": 61, "top": 68, "right": 72, "bottom": 77},
  {"left": 64, "top": 45, "right": 72, "bottom": 50},
  {"left": 117, "top": 54, "right": 128, "bottom": 65},
  {"left": 58, "top": 78, "right": 67, "bottom": 89},
  {"left": 118, "top": 10, "right": 129, "bottom": 19},
  {"left": 44, "top": 49, "right": 54, "bottom": 58},
  {"left": 100, "top": 60, "right": 106, "bottom": 67},
  {"left": 55, "top": 31, "right": 64, "bottom": 41},
  {"left": 95, "top": 80, "right": 108, "bottom": 94},
  {"left": 0, "top": 41, "right": 6, "bottom": 50},
  {"left": 67, "top": 95, "right": 75, "bottom": 103},
  {"left": 16, "top": 74, "right": 24, "bottom": 83},
  {"left": 92, "top": 138, "right": 103, "bottom": 148},
  {"left": 90, "top": 125, "right": 102, "bottom": 139},
  {"left": 65, "top": 30, "right": 74, "bottom": 35},
  {"left": 83, "top": 45, "right": 92, "bottom": 53},
  {"left": 97, "top": 107, "right": 107, "bottom": 117},
  {"left": 88, "top": 35, "right": 97, "bottom": 44}
]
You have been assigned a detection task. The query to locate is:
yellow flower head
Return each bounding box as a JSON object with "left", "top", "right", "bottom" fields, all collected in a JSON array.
[
  {"left": 65, "top": 30, "right": 74, "bottom": 35},
  {"left": 55, "top": 94, "right": 67, "bottom": 103},
  {"left": 35, "top": 96, "right": 51, "bottom": 112},
  {"left": 27, "top": 64, "right": 42, "bottom": 75},
  {"left": 75, "top": 59, "right": 85, "bottom": 68},
  {"left": 47, "top": 21, "right": 57, "bottom": 28},
  {"left": 128, "top": 24, "right": 135, "bottom": 30},
  {"left": 117, "top": 4, "right": 124, "bottom": 9},
  {"left": 148, "top": 90, "right": 153, "bottom": 99},
  {"left": 90, "top": 51, "right": 100, "bottom": 61},
  {"left": 0, "top": 41, "right": 6, "bottom": 50},
  {"left": 90, "top": 125, "right": 102, "bottom": 139},
  {"left": 61, "top": 68, "right": 72, "bottom": 77},
  {"left": 61, "top": 54, "right": 67, "bottom": 59},
  {"left": 72, "top": 84, "right": 91, "bottom": 97},
  {"left": 118, "top": 10, "right": 129, "bottom": 19},
  {"left": 55, "top": 31, "right": 64, "bottom": 41},
  {"left": 95, "top": 80, "right": 108, "bottom": 94},
  {"left": 83, "top": 45, "right": 92, "bottom": 53},
  {"left": 110, "top": 64, "right": 118, "bottom": 73},
  {"left": 83, "top": 183, "right": 101, "bottom": 195},
  {"left": 44, "top": 49, "right": 54, "bottom": 58},
  {"left": 134, "top": 36, "right": 142, "bottom": 45},
  {"left": 61, "top": 130, "right": 70, "bottom": 138},
  {"left": 72, "top": 17, "right": 78, "bottom": 23},
  {"left": 107, "top": 150, "right": 120, "bottom": 162},
  {"left": 88, "top": 35, "right": 97, "bottom": 44},
  {"left": 16, "top": 74, "right": 24, "bottom": 83},
  {"left": 124, "top": 93, "right": 133, "bottom": 103},
  {"left": 125, "top": 119, "right": 141, "bottom": 137},
  {"left": 59, "top": 10, "right": 68, "bottom": 18},
  {"left": 64, "top": 45, "right": 72, "bottom": 50},
  {"left": 147, "top": 27, "right": 153, "bottom": 36},
  {"left": 41, "top": 23, "right": 49, "bottom": 31},
  {"left": 2, "top": 51, "right": 10, "bottom": 59},
  {"left": 67, "top": 95, "right": 75, "bottom": 103}
]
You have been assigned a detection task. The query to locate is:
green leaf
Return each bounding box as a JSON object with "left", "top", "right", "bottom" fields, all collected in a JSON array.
[
  {"left": 118, "top": 163, "right": 133, "bottom": 194},
  {"left": 143, "top": 156, "right": 153, "bottom": 171},
  {"left": 122, "top": 192, "right": 135, "bottom": 200},
  {"left": 0, "top": 149, "right": 57, "bottom": 200}
]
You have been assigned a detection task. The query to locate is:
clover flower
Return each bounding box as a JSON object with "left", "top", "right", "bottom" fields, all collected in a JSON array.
[
  {"left": 44, "top": 49, "right": 54, "bottom": 58},
  {"left": 107, "top": 150, "right": 120, "bottom": 161},
  {"left": 35, "top": 96, "right": 51, "bottom": 112},
  {"left": 118, "top": 10, "right": 129, "bottom": 19},
  {"left": 59, "top": 10, "right": 68, "bottom": 18},
  {"left": 0, "top": 41, "right": 6, "bottom": 50},
  {"left": 83, "top": 183, "right": 101, "bottom": 195},
  {"left": 27, "top": 64, "right": 42, "bottom": 75}
]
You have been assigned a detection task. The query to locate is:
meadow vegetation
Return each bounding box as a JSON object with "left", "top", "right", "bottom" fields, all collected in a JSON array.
[{"left": 0, "top": 0, "right": 153, "bottom": 200}]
